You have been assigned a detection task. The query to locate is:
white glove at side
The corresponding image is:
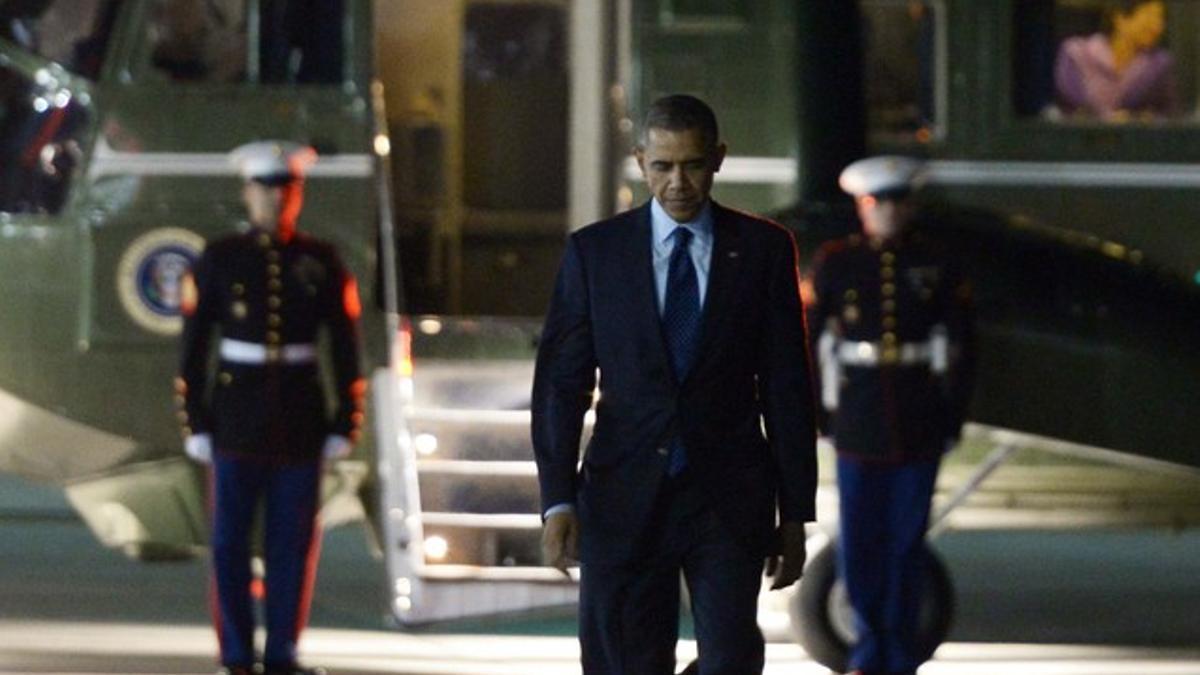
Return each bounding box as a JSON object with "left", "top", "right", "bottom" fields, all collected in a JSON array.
[
  {"left": 184, "top": 433, "right": 213, "bottom": 464},
  {"left": 322, "top": 435, "right": 352, "bottom": 462}
]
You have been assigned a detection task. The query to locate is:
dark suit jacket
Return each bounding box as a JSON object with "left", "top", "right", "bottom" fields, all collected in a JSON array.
[{"left": 532, "top": 201, "right": 818, "bottom": 565}]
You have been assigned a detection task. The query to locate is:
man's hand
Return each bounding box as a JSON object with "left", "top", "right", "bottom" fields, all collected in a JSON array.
[
  {"left": 184, "top": 433, "right": 213, "bottom": 465},
  {"left": 765, "top": 521, "right": 807, "bottom": 590},
  {"left": 541, "top": 511, "right": 580, "bottom": 577}
]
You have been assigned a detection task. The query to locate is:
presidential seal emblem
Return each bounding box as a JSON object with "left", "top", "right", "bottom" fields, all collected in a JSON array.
[{"left": 117, "top": 228, "right": 206, "bottom": 335}]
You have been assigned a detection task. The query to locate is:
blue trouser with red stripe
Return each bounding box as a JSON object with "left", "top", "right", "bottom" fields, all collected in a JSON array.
[
  {"left": 210, "top": 454, "right": 322, "bottom": 668},
  {"left": 836, "top": 456, "right": 939, "bottom": 675}
]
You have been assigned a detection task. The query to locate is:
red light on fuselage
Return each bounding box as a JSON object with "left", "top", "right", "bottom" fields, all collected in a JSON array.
[
  {"left": 342, "top": 276, "right": 362, "bottom": 320},
  {"left": 396, "top": 319, "right": 414, "bottom": 377}
]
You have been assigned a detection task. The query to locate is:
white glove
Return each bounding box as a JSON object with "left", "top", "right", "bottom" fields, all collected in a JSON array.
[
  {"left": 184, "top": 433, "right": 213, "bottom": 464},
  {"left": 321, "top": 435, "right": 352, "bottom": 462}
]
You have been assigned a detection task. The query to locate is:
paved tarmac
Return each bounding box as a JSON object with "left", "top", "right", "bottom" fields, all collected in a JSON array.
[{"left": 2, "top": 476, "right": 1200, "bottom": 674}]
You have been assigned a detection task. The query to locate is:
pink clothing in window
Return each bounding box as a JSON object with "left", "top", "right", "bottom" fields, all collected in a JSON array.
[{"left": 1054, "top": 33, "right": 1177, "bottom": 119}]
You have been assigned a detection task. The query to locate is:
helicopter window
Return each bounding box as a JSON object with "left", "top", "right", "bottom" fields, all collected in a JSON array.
[
  {"left": 258, "top": 0, "right": 344, "bottom": 84},
  {"left": 861, "top": 0, "right": 943, "bottom": 144},
  {"left": 463, "top": 5, "right": 565, "bottom": 83},
  {"left": 0, "top": 0, "right": 122, "bottom": 79},
  {"left": 145, "top": 0, "right": 246, "bottom": 82},
  {"left": 1013, "top": 0, "right": 1196, "bottom": 123},
  {"left": 461, "top": 4, "right": 567, "bottom": 210},
  {"left": 0, "top": 63, "right": 89, "bottom": 214},
  {"left": 657, "top": 0, "right": 750, "bottom": 26},
  {"left": 143, "top": 0, "right": 344, "bottom": 85}
]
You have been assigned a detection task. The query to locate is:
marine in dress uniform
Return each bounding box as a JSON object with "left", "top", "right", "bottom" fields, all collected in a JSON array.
[
  {"left": 808, "top": 156, "right": 974, "bottom": 675},
  {"left": 176, "top": 141, "right": 365, "bottom": 675}
]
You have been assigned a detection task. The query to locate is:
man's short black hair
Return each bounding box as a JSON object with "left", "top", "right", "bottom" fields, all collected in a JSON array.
[{"left": 640, "top": 94, "right": 720, "bottom": 150}]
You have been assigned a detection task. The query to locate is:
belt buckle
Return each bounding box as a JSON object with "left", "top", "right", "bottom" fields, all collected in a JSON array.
[
  {"left": 265, "top": 345, "right": 282, "bottom": 363},
  {"left": 880, "top": 346, "right": 899, "bottom": 365}
]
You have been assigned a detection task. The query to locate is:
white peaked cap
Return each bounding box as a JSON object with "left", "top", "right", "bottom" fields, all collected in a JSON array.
[
  {"left": 838, "top": 155, "right": 925, "bottom": 197},
  {"left": 229, "top": 140, "right": 317, "bottom": 185}
]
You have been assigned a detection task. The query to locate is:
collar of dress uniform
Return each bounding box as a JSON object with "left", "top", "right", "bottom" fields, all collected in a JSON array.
[
  {"left": 251, "top": 225, "right": 295, "bottom": 246},
  {"left": 866, "top": 229, "right": 916, "bottom": 251}
]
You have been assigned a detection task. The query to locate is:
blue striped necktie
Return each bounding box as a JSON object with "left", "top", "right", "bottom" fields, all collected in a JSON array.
[{"left": 662, "top": 227, "right": 700, "bottom": 475}]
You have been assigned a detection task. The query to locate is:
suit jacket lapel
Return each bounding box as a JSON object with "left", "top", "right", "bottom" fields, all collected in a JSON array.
[
  {"left": 627, "top": 203, "right": 675, "bottom": 382},
  {"left": 689, "top": 203, "right": 741, "bottom": 381}
]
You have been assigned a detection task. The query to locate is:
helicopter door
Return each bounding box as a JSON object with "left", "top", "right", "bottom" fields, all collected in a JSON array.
[{"left": 0, "top": 1, "right": 117, "bottom": 354}]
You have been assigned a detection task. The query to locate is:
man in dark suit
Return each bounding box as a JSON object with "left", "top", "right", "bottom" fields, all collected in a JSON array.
[
  {"left": 809, "top": 156, "right": 975, "bottom": 675},
  {"left": 532, "top": 94, "right": 818, "bottom": 675},
  {"left": 176, "top": 141, "right": 364, "bottom": 675}
]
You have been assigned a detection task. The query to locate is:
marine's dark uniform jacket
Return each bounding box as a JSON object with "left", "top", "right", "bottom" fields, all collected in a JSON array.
[
  {"left": 808, "top": 232, "right": 975, "bottom": 463},
  {"left": 176, "top": 229, "right": 364, "bottom": 460}
]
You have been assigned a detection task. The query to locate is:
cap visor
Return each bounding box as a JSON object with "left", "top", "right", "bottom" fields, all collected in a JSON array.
[
  {"left": 250, "top": 173, "right": 297, "bottom": 187},
  {"left": 870, "top": 187, "right": 911, "bottom": 201}
]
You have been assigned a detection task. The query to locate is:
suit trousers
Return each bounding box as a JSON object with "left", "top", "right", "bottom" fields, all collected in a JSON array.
[
  {"left": 579, "top": 474, "right": 765, "bottom": 675},
  {"left": 210, "top": 454, "right": 322, "bottom": 668},
  {"left": 836, "top": 456, "right": 939, "bottom": 675}
]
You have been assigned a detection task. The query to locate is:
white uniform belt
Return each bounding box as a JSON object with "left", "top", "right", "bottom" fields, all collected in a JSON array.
[
  {"left": 838, "top": 340, "right": 932, "bottom": 367},
  {"left": 220, "top": 339, "right": 317, "bottom": 365}
]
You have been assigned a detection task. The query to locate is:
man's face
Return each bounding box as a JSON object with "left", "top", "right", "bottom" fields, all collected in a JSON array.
[
  {"left": 856, "top": 194, "right": 913, "bottom": 241},
  {"left": 242, "top": 180, "right": 304, "bottom": 234},
  {"left": 242, "top": 181, "right": 285, "bottom": 226},
  {"left": 635, "top": 127, "right": 726, "bottom": 223}
]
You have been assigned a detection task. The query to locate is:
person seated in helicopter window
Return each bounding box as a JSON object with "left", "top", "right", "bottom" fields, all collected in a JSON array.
[
  {"left": 1054, "top": 0, "right": 1178, "bottom": 121},
  {"left": 148, "top": 0, "right": 245, "bottom": 82}
]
